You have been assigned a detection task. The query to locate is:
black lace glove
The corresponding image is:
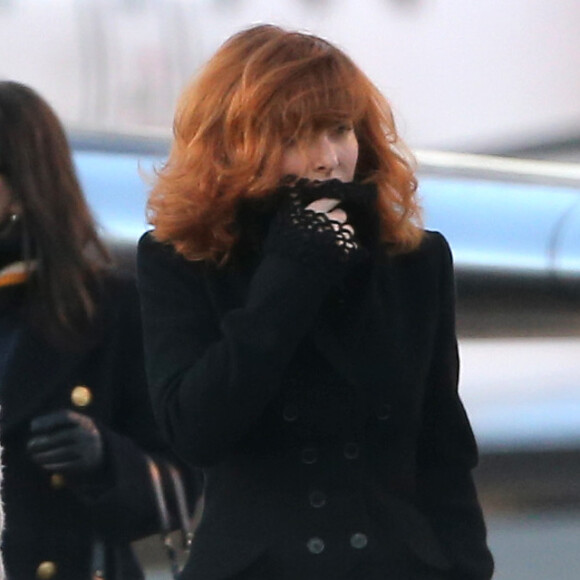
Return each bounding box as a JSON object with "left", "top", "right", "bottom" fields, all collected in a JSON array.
[
  {"left": 27, "top": 410, "right": 104, "bottom": 474},
  {"left": 263, "top": 179, "right": 373, "bottom": 278}
]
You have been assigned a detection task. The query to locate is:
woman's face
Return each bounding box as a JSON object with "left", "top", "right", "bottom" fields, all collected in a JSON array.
[
  {"left": 0, "top": 175, "right": 24, "bottom": 264},
  {"left": 280, "top": 123, "right": 359, "bottom": 183},
  {"left": 0, "top": 176, "right": 14, "bottom": 223},
  {"left": 0, "top": 175, "right": 20, "bottom": 238}
]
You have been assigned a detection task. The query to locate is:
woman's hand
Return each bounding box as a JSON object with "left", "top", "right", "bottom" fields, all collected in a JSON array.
[
  {"left": 305, "top": 197, "right": 356, "bottom": 249},
  {"left": 27, "top": 410, "right": 104, "bottom": 474}
]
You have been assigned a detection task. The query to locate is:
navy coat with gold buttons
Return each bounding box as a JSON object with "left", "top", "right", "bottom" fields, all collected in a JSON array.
[
  {"left": 0, "top": 273, "right": 198, "bottom": 580},
  {"left": 137, "top": 228, "right": 494, "bottom": 580}
]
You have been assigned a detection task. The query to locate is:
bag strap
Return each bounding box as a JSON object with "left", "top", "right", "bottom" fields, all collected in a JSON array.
[
  {"left": 167, "top": 462, "right": 194, "bottom": 553},
  {"left": 91, "top": 538, "right": 106, "bottom": 580},
  {"left": 145, "top": 455, "right": 183, "bottom": 580}
]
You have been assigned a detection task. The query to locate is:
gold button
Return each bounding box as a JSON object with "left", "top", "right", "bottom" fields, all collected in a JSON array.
[
  {"left": 36, "top": 560, "right": 57, "bottom": 579},
  {"left": 50, "top": 473, "right": 65, "bottom": 489},
  {"left": 71, "top": 385, "right": 92, "bottom": 407}
]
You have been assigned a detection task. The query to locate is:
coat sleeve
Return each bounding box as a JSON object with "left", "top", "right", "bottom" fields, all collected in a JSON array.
[
  {"left": 136, "top": 232, "right": 342, "bottom": 467},
  {"left": 415, "top": 233, "right": 494, "bottom": 580},
  {"left": 72, "top": 275, "right": 202, "bottom": 544}
]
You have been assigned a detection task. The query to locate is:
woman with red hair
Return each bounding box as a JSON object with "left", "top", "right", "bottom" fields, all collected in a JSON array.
[{"left": 138, "top": 24, "right": 493, "bottom": 580}]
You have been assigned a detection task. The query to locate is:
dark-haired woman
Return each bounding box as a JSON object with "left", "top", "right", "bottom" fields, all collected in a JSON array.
[
  {"left": 0, "top": 80, "right": 199, "bottom": 580},
  {"left": 138, "top": 25, "right": 493, "bottom": 580}
]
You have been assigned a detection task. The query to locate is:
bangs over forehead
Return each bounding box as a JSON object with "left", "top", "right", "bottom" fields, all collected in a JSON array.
[{"left": 239, "top": 31, "right": 370, "bottom": 140}]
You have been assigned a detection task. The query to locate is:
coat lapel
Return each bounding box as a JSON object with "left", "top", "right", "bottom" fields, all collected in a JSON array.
[{"left": 312, "top": 261, "right": 402, "bottom": 393}]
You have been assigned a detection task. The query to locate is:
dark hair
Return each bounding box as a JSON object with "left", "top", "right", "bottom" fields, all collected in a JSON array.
[{"left": 0, "top": 81, "right": 111, "bottom": 346}]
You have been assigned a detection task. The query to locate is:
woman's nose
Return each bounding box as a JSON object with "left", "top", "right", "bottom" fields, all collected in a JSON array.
[{"left": 311, "top": 134, "right": 339, "bottom": 176}]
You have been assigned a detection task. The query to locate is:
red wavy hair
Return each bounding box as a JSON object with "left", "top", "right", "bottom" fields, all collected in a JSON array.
[{"left": 148, "top": 24, "right": 423, "bottom": 262}]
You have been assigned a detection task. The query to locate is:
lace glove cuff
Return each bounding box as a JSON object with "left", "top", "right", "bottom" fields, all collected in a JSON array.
[{"left": 263, "top": 179, "right": 367, "bottom": 279}]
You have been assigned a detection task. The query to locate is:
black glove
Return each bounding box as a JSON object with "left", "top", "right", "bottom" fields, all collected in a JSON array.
[
  {"left": 27, "top": 410, "right": 104, "bottom": 474},
  {"left": 263, "top": 179, "right": 370, "bottom": 276}
]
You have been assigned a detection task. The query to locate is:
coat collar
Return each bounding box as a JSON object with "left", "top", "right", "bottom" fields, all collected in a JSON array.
[{"left": 0, "top": 260, "right": 36, "bottom": 288}]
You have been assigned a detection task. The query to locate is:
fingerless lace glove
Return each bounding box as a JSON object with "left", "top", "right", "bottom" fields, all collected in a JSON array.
[{"left": 264, "top": 179, "right": 374, "bottom": 279}]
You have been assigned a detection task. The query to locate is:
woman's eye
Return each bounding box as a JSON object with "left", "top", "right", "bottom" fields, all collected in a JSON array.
[{"left": 333, "top": 124, "right": 353, "bottom": 136}]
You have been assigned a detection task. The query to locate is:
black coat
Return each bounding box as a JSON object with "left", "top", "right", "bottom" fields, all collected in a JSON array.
[
  {"left": 0, "top": 273, "right": 199, "bottom": 580},
  {"left": 137, "top": 229, "right": 494, "bottom": 580}
]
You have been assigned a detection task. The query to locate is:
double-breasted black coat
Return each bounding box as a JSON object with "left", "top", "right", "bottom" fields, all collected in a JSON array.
[
  {"left": 0, "top": 273, "right": 199, "bottom": 580},
  {"left": 137, "top": 226, "right": 494, "bottom": 580}
]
